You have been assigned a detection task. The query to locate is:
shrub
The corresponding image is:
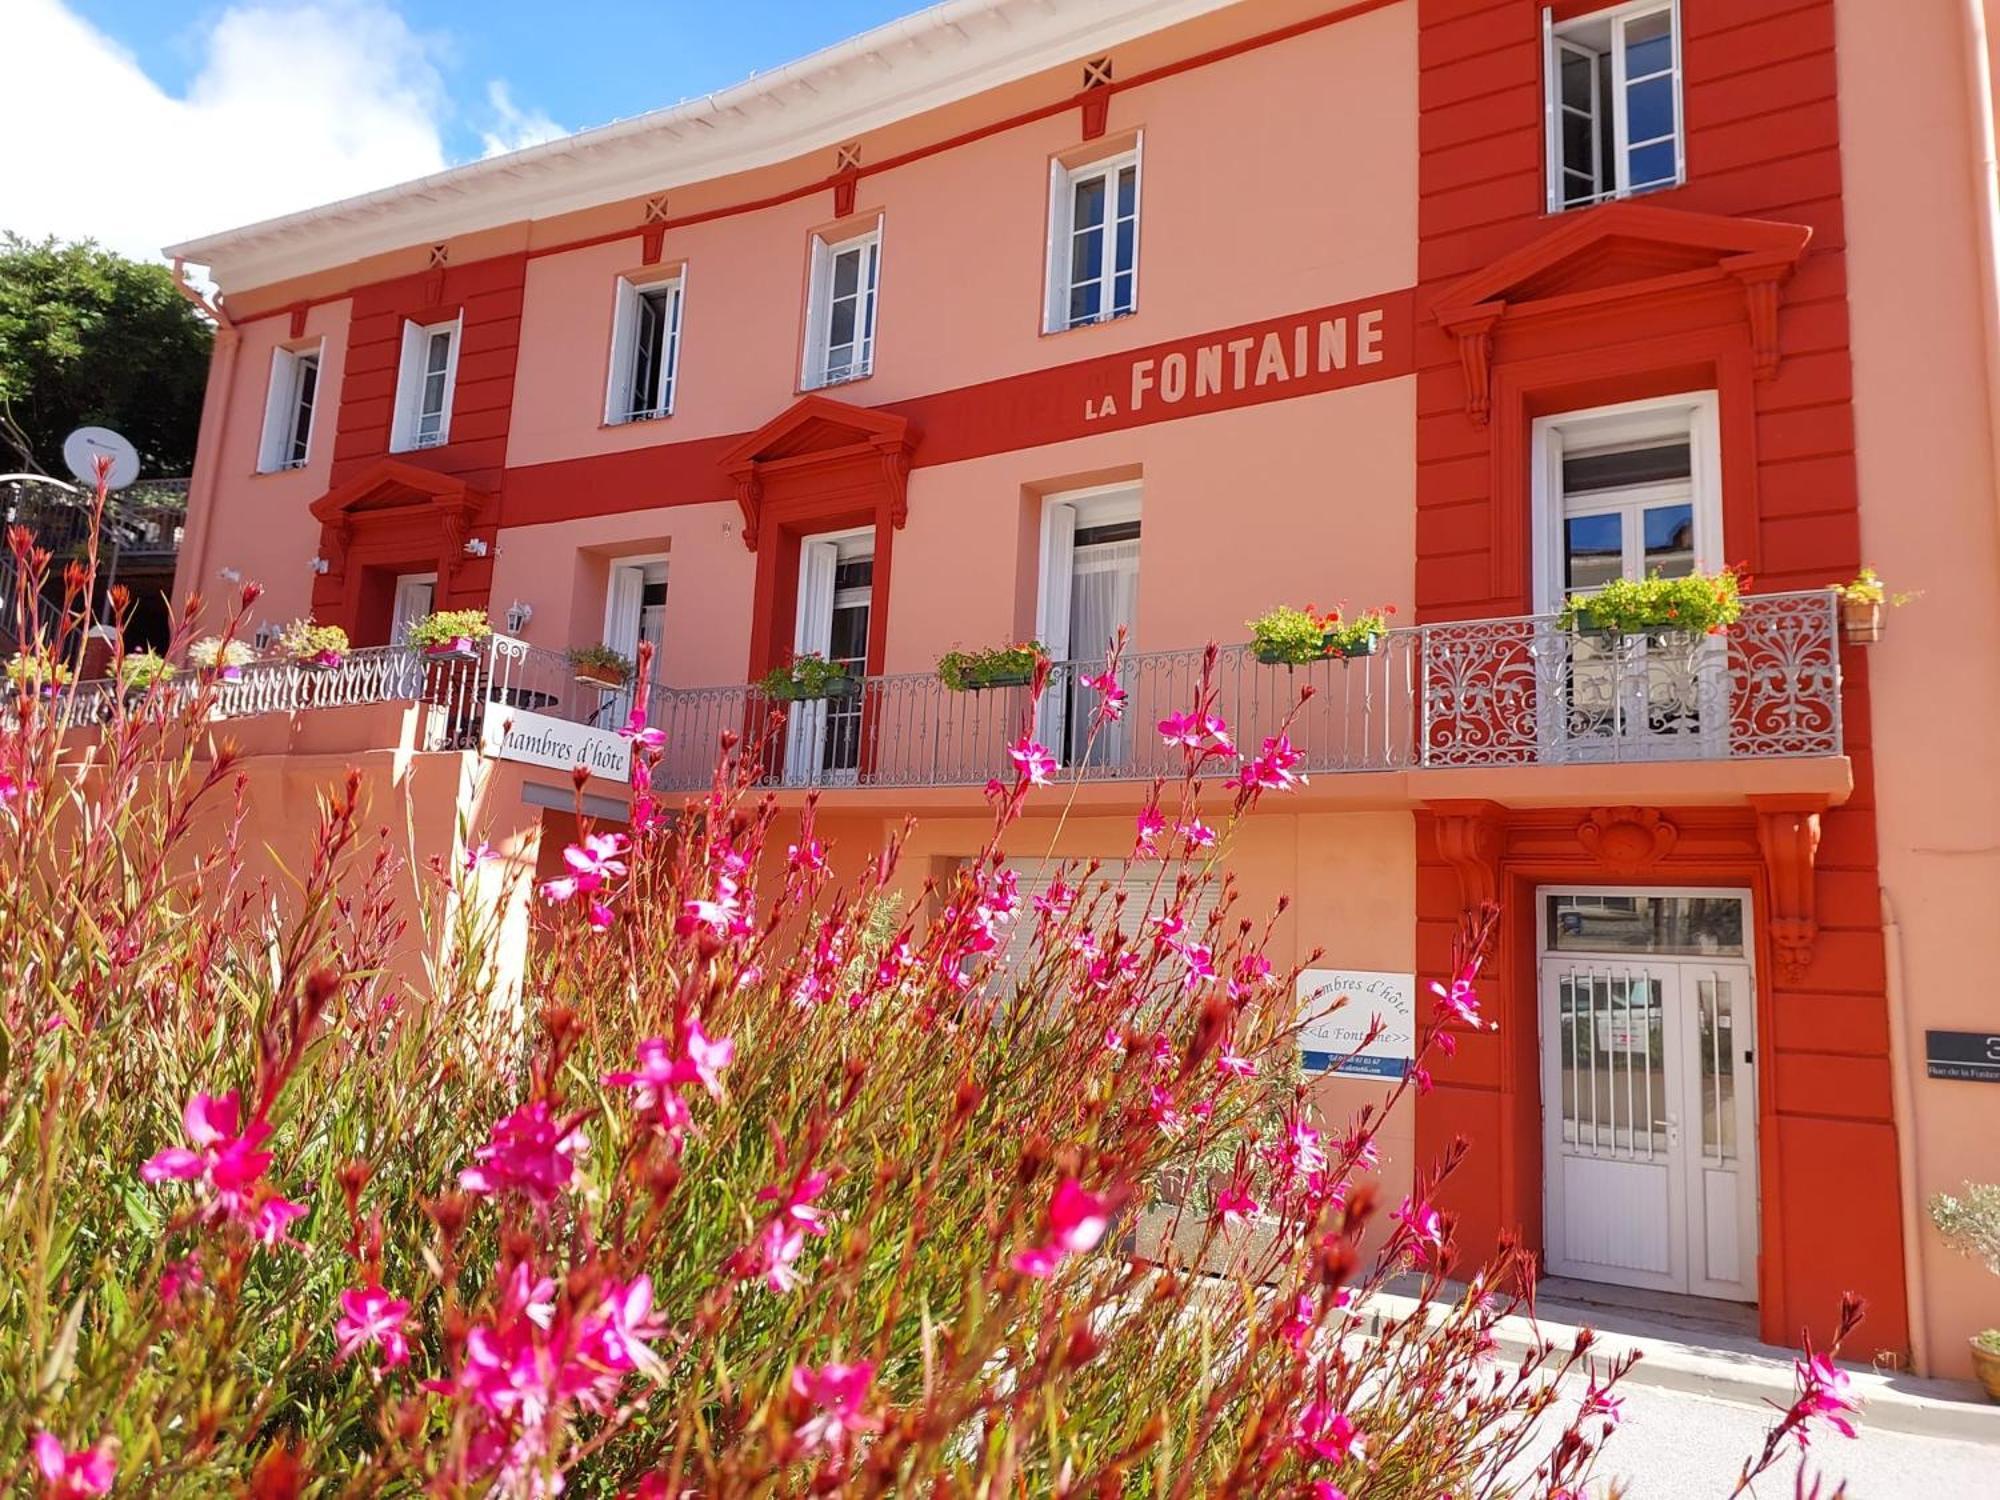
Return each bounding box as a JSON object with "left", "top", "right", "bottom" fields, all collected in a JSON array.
[
  {"left": 1930, "top": 1182, "right": 2000, "bottom": 1276},
  {"left": 936, "top": 640, "right": 1047, "bottom": 690},
  {"left": 1323, "top": 606, "right": 1394, "bottom": 658},
  {"left": 1557, "top": 567, "right": 1743, "bottom": 635},
  {"left": 406, "top": 608, "right": 493, "bottom": 651},
  {"left": 0, "top": 504, "right": 1864, "bottom": 1496}
]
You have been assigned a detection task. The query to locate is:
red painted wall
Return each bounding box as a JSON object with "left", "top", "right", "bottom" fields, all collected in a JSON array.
[{"left": 1412, "top": 0, "right": 1904, "bottom": 1358}]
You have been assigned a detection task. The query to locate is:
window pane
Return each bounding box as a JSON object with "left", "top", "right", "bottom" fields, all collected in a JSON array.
[
  {"left": 1623, "top": 12, "right": 1673, "bottom": 77},
  {"left": 1072, "top": 174, "right": 1106, "bottom": 230},
  {"left": 835, "top": 248, "right": 862, "bottom": 299},
  {"left": 1564, "top": 512, "right": 1624, "bottom": 591},
  {"left": 1628, "top": 139, "right": 1677, "bottom": 189},
  {"left": 1114, "top": 218, "right": 1135, "bottom": 274},
  {"left": 1560, "top": 48, "right": 1595, "bottom": 112},
  {"left": 829, "top": 297, "right": 856, "bottom": 348},
  {"left": 425, "top": 331, "right": 451, "bottom": 376},
  {"left": 1116, "top": 165, "right": 1136, "bottom": 217},
  {"left": 1069, "top": 280, "right": 1101, "bottom": 326},
  {"left": 1563, "top": 114, "right": 1597, "bottom": 177},
  {"left": 1070, "top": 226, "right": 1104, "bottom": 284},
  {"left": 1626, "top": 75, "right": 1674, "bottom": 144},
  {"left": 1547, "top": 895, "right": 1744, "bottom": 956},
  {"left": 1112, "top": 270, "right": 1135, "bottom": 314},
  {"left": 1563, "top": 441, "right": 1691, "bottom": 493},
  {"left": 1642, "top": 503, "right": 1695, "bottom": 575}
]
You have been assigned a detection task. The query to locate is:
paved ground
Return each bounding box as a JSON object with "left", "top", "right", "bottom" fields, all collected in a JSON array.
[{"left": 1581, "top": 1380, "right": 1998, "bottom": 1498}]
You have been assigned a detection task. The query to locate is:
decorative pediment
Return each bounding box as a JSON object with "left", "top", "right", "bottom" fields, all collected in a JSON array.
[
  {"left": 308, "top": 459, "right": 486, "bottom": 579},
  {"left": 1434, "top": 202, "right": 1813, "bottom": 422},
  {"left": 721, "top": 396, "right": 917, "bottom": 551}
]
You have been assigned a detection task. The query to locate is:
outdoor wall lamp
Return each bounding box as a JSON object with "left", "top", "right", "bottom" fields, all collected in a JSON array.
[
  {"left": 504, "top": 599, "right": 534, "bottom": 634},
  {"left": 309, "top": 556, "right": 330, "bottom": 575},
  {"left": 217, "top": 566, "right": 242, "bottom": 584},
  {"left": 463, "top": 537, "right": 490, "bottom": 558}
]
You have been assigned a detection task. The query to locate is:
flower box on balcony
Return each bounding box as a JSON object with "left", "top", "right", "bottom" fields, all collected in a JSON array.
[
  {"left": 1249, "top": 605, "right": 1393, "bottom": 665},
  {"left": 1838, "top": 568, "right": 1912, "bottom": 646},
  {"left": 406, "top": 609, "right": 492, "bottom": 664},
  {"left": 1557, "top": 567, "right": 1742, "bottom": 640},
  {"left": 937, "top": 641, "right": 1047, "bottom": 692},
  {"left": 299, "top": 650, "right": 346, "bottom": 673},
  {"left": 189, "top": 636, "right": 255, "bottom": 682},
  {"left": 279, "top": 619, "right": 349, "bottom": 673},
  {"left": 567, "top": 644, "right": 635, "bottom": 690},
  {"left": 760, "top": 652, "right": 858, "bottom": 703}
]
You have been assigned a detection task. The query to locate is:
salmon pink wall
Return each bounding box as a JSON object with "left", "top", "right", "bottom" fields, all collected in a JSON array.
[
  {"left": 1834, "top": 0, "right": 2000, "bottom": 1379},
  {"left": 177, "top": 298, "right": 351, "bottom": 631},
  {"left": 502, "top": 2, "right": 1416, "bottom": 472},
  {"left": 883, "top": 377, "right": 1415, "bottom": 674}
]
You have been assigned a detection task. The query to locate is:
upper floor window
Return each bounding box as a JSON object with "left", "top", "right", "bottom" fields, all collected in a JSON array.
[
  {"left": 802, "top": 226, "right": 880, "bottom": 389},
  {"left": 1531, "top": 392, "right": 1720, "bottom": 612},
  {"left": 606, "top": 274, "right": 685, "bottom": 424},
  {"left": 1544, "top": 1, "right": 1683, "bottom": 213},
  {"left": 256, "top": 342, "right": 321, "bottom": 473},
  {"left": 1045, "top": 144, "right": 1140, "bottom": 331},
  {"left": 390, "top": 315, "right": 461, "bottom": 452}
]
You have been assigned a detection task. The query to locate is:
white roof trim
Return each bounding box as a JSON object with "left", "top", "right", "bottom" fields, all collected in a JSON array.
[{"left": 167, "top": 0, "right": 1245, "bottom": 294}]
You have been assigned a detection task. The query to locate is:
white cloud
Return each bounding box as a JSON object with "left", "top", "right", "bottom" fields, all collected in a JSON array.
[
  {"left": 0, "top": 1, "right": 564, "bottom": 265},
  {"left": 480, "top": 81, "right": 566, "bottom": 159}
]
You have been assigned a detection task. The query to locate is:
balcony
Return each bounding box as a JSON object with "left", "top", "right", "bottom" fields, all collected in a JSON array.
[
  {"left": 642, "top": 591, "right": 1845, "bottom": 794},
  {"left": 38, "top": 593, "right": 1844, "bottom": 803}
]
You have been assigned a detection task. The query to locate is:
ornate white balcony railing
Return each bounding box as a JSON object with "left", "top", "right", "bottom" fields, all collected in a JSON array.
[
  {"left": 645, "top": 591, "right": 1843, "bottom": 792},
  {"left": 29, "top": 592, "right": 1841, "bottom": 789}
]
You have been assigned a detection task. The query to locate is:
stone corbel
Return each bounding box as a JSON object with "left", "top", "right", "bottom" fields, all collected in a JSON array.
[
  {"left": 1724, "top": 252, "right": 1797, "bottom": 381},
  {"left": 874, "top": 441, "right": 912, "bottom": 531},
  {"left": 1751, "top": 794, "right": 1826, "bottom": 983},
  {"left": 1438, "top": 303, "right": 1504, "bottom": 425},
  {"left": 732, "top": 471, "right": 764, "bottom": 553},
  {"left": 1428, "top": 799, "right": 1506, "bottom": 918}
]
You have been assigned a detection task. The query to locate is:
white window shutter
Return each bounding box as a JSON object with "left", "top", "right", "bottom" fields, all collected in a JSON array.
[
  {"left": 604, "top": 278, "right": 639, "bottom": 423},
  {"left": 794, "top": 540, "right": 839, "bottom": 658},
  {"left": 1541, "top": 7, "right": 1560, "bottom": 214},
  {"left": 258, "top": 348, "right": 292, "bottom": 472},
  {"left": 390, "top": 320, "right": 423, "bottom": 452},
  {"left": 1045, "top": 160, "right": 1070, "bottom": 332},
  {"left": 436, "top": 315, "right": 463, "bottom": 443},
  {"left": 603, "top": 564, "right": 645, "bottom": 659},
  {"left": 802, "top": 238, "right": 831, "bottom": 389},
  {"left": 1034, "top": 502, "right": 1077, "bottom": 750}
]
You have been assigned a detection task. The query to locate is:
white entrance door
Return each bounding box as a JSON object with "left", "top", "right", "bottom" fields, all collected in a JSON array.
[
  {"left": 390, "top": 573, "right": 436, "bottom": 644},
  {"left": 1540, "top": 893, "right": 1758, "bottom": 1303}
]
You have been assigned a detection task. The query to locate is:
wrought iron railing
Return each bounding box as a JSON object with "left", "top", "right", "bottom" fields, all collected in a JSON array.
[
  {"left": 645, "top": 591, "right": 1843, "bottom": 791},
  {"left": 25, "top": 593, "right": 1842, "bottom": 787}
]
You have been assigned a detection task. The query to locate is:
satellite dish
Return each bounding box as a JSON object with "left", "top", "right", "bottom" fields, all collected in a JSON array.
[{"left": 62, "top": 426, "right": 140, "bottom": 491}]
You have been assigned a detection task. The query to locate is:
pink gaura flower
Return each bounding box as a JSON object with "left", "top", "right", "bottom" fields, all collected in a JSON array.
[
  {"left": 1148, "top": 1085, "right": 1186, "bottom": 1135},
  {"left": 1216, "top": 1183, "right": 1259, "bottom": 1228},
  {"left": 336, "top": 1284, "right": 412, "bottom": 1369},
  {"left": 31, "top": 1434, "right": 113, "bottom": 1498},
  {"left": 1227, "top": 733, "right": 1308, "bottom": 794},
  {"left": 140, "top": 1091, "right": 306, "bottom": 1246},
  {"left": 248, "top": 1195, "right": 309, "bottom": 1247},
  {"left": 1580, "top": 1378, "right": 1623, "bottom": 1429},
  {"left": 1176, "top": 818, "right": 1217, "bottom": 851},
  {"left": 758, "top": 1169, "right": 833, "bottom": 1234},
  {"left": 1011, "top": 1178, "right": 1113, "bottom": 1278},
  {"left": 459, "top": 1100, "right": 587, "bottom": 1203},
  {"left": 540, "top": 832, "right": 629, "bottom": 904},
  {"left": 1217, "top": 1049, "right": 1256, "bottom": 1080},
  {"left": 159, "top": 1254, "right": 202, "bottom": 1303},
  {"left": 1790, "top": 1352, "right": 1861, "bottom": 1443},
  {"left": 1393, "top": 1196, "right": 1445, "bottom": 1264},
  {"left": 1080, "top": 668, "right": 1126, "bottom": 721},
  {"left": 609, "top": 1014, "right": 738, "bottom": 1102},
  {"left": 1007, "top": 737, "right": 1058, "bottom": 786},
  {"left": 1313, "top": 1484, "right": 1349, "bottom": 1500},
  {"left": 1294, "top": 1399, "right": 1365, "bottom": 1464},
  {"left": 755, "top": 1219, "right": 807, "bottom": 1293},
  {"left": 787, "top": 838, "right": 827, "bottom": 875},
  {"left": 1032, "top": 880, "right": 1074, "bottom": 918},
  {"left": 790, "top": 1360, "right": 881, "bottom": 1454},
  {"left": 1157, "top": 710, "right": 1233, "bottom": 753},
  {"left": 620, "top": 707, "right": 667, "bottom": 754},
  {"left": 1430, "top": 972, "right": 1486, "bottom": 1028},
  {"left": 463, "top": 840, "right": 495, "bottom": 872},
  {"left": 1134, "top": 803, "right": 1165, "bottom": 857}
]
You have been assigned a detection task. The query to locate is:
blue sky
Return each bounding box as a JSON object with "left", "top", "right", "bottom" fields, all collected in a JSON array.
[{"left": 5, "top": 0, "right": 926, "bottom": 260}]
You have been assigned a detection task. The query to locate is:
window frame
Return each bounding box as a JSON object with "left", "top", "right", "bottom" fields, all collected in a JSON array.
[
  {"left": 389, "top": 315, "right": 462, "bottom": 453},
  {"left": 604, "top": 271, "right": 687, "bottom": 425},
  {"left": 1529, "top": 390, "right": 1721, "bottom": 614},
  {"left": 801, "top": 224, "right": 883, "bottom": 391},
  {"left": 255, "top": 339, "right": 324, "bottom": 474},
  {"left": 1043, "top": 139, "right": 1143, "bottom": 333},
  {"left": 1542, "top": 0, "right": 1684, "bottom": 214}
]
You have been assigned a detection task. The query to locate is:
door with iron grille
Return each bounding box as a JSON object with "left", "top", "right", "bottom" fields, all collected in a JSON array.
[{"left": 1539, "top": 891, "right": 1758, "bottom": 1303}]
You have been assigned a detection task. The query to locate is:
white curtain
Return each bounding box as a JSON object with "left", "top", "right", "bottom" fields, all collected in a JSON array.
[
  {"left": 785, "top": 541, "right": 839, "bottom": 784},
  {"left": 1064, "top": 538, "right": 1138, "bottom": 765}
]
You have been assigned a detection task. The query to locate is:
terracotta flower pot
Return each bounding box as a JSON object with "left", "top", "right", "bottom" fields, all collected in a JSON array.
[
  {"left": 1972, "top": 1336, "right": 2000, "bottom": 1402},
  {"left": 573, "top": 664, "right": 626, "bottom": 688},
  {"left": 1843, "top": 597, "right": 1883, "bottom": 645}
]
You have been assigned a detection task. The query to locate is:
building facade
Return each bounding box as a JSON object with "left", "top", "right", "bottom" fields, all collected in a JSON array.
[{"left": 163, "top": 0, "right": 2000, "bottom": 1377}]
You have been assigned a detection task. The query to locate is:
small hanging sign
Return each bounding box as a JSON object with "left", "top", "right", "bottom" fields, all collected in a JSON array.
[{"left": 1296, "top": 968, "right": 1416, "bottom": 1080}]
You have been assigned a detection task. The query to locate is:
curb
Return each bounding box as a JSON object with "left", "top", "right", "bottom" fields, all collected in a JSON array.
[{"left": 1366, "top": 1288, "right": 2000, "bottom": 1447}]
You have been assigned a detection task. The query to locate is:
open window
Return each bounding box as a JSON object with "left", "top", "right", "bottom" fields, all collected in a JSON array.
[
  {"left": 603, "top": 558, "right": 669, "bottom": 667},
  {"left": 605, "top": 274, "right": 685, "bottom": 424},
  {"left": 784, "top": 530, "right": 874, "bottom": 783},
  {"left": 1045, "top": 142, "right": 1140, "bottom": 331},
  {"left": 1036, "top": 484, "right": 1141, "bottom": 766},
  {"left": 390, "top": 316, "right": 461, "bottom": 452},
  {"left": 1544, "top": 1, "right": 1683, "bottom": 212},
  {"left": 801, "top": 225, "right": 881, "bottom": 390},
  {"left": 256, "top": 341, "right": 322, "bottom": 473}
]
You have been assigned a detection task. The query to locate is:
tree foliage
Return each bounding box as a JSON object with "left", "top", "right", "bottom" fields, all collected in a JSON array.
[{"left": 0, "top": 235, "right": 212, "bottom": 478}]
